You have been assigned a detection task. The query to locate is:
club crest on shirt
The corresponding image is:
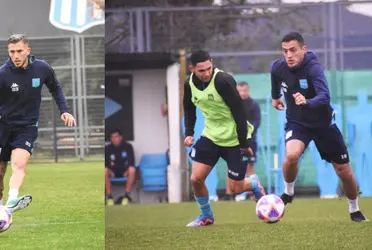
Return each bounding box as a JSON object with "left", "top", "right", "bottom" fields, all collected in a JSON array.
[
  {"left": 32, "top": 78, "right": 40, "bottom": 88},
  {"left": 121, "top": 151, "right": 127, "bottom": 158},
  {"left": 208, "top": 94, "right": 214, "bottom": 101},
  {"left": 193, "top": 96, "right": 199, "bottom": 105},
  {"left": 299, "top": 79, "right": 308, "bottom": 89}
]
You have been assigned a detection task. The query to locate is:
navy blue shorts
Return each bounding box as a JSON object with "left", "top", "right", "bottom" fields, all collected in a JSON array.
[
  {"left": 0, "top": 123, "right": 38, "bottom": 162},
  {"left": 189, "top": 136, "right": 248, "bottom": 180},
  {"left": 285, "top": 122, "right": 349, "bottom": 164},
  {"left": 106, "top": 166, "right": 129, "bottom": 178}
]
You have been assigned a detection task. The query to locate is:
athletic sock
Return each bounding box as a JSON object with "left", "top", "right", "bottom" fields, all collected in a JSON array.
[
  {"left": 284, "top": 181, "right": 295, "bottom": 196},
  {"left": 348, "top": 197, "right": 359, "bottom": 213},
  {"left": 248, "top": 176, "right": 258, "bottom": 190},
  {"left": 195, "top": 196, "right": 213, "bottom": 217},
  {"left": 8, "top": 189, "right": 19, "bottom": 202}
]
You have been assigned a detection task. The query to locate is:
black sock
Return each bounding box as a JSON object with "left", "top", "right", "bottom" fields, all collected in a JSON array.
[{"left": 107, "top": 193, "right": 113, "bottom": 199}]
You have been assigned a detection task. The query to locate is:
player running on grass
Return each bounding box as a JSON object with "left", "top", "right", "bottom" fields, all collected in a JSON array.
[
  {"left": 0, "top": 34, "right": 75, "bottom": 213},
  {"left": 271, "top": 31, "right": 367, "bottom": 222},
  {"left": 183, "top": 50, "right": 266, "bottom": 227}
]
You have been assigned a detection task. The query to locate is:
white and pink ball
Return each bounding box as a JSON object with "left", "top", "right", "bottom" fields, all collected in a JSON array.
[
  {"left": 0, "top": 205, "right": 12, "bottom": 232},
  {"left": 256, "top": 194, "right": 286, "bottom": 223}
]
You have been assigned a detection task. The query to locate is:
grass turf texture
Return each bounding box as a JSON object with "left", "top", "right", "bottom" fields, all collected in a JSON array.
[
  {"left": 106, "top": 198, "right": 372, "bottom": 250},
  {"left": 1, "top": 162, "right": 104, "bottom": 250}
]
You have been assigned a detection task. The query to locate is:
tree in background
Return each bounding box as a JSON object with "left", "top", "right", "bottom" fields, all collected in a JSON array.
[{"left": 105, "top": 0, "right": 323, "bottom": 73}]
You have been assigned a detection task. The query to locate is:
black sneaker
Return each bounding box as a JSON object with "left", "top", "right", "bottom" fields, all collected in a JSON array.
[
  {"left": 125, "top": 194, "right": 133, "bottom": 203},
  {"left": 280, "top": 193, "right": 294, "bottom": 205},
  {"left": 350, "top": 211, "right": 369, "bottom": 222},
  {"left": 115, "top": 194, "right": 133, "bottom": 205}
]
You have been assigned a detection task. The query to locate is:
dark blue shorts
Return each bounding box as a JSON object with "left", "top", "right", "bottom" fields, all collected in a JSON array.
[
  {"left": 0, "top": 123, "right": 38, "bottom": 162},
  {"left": 189, "top": 136, "right": 248, "bottom": 180},
  {"left": 107, "top": 167, "right": 129, "bottom": 178},
  {"left": 285, "top": 122, "right": 349, "bottom": 164}
]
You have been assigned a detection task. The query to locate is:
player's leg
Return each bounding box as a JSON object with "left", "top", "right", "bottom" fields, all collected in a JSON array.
[
  {"left": 0, "top": 125, "right": 10, "bottom": 206},
  {"left": 313, "top": 124, "right": 368, "bottom": 222},
  {"left": 0, "top": 162, "right": 8, "bottom": 205},
  {"left": 221, "top": 146, "right": 265, "bottom": 202},
  {"left": 247, "top": 140, "right": 258, "bottom": 176},
  {"left": 227, "top": 175, "right": 265, "bottom": 202},
  {"left": 234, "top": 163, "right": 256, "bottom": 202},
  {"left": 332, "top": 162, "right": 367, "bottom": 221},
  {"left": 105, "top": 168, "right": 115, "bottom": 205},
  {"left": 6, "top": 148, "right": 32, "bottom": 213},
  {"left": 187, "top": 161, "right": 214, "bottom": 227},
  {"left": 8, "top": 148, "right": 29, "bottom": 192},
  {"left": 6, "top": 126, "right": 37, "bottom": 213},
  {"left": 247, "top": 162, "right": 255, "bottom": 176},
  {"left": 117, "top": 166, "right": 136, "bottom": 205},
  {"left": 224, "top": 178, "right": 235, "bottom": 200},
  {"left": 124, "top": 166, "right": 136, "bottom": 197},
  {"left": 186, "top": 137, "right": 218, "bottom": 227},
  {"left": 281, "top": 123, "right": 311, "bottom": 205},
  {"left": 235, "top": 141, "right": 258, "bottom": 201}
]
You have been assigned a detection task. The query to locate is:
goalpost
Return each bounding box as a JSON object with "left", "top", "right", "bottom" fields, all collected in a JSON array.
[{"left": 166, "top": 49, "right": 190, "bottom": 203}]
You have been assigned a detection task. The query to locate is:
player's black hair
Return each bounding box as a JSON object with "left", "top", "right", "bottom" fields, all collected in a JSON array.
[
  {"left": 8, "top": 34, "right": 29, "bottom": 45},
  {"left": 110, "top": 128, "right": 122, "bottom": 136},
  {"left": 237, "top": 81, "right": 249, "bottom": 87},
  {"left": 190, "top": 50, "right": 211, "bottom": 66},
  {"left": 281, "top": 32, "right": 305, "bottom": 46}
]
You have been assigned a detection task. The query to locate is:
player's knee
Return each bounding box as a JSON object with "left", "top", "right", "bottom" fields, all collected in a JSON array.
[
  {"left": 127, "top": 167, "right": 136, "bottom": 177},
  {"left": 334, "top": 163, "right": 353, "bottom": 180},
  {"left": 11, "top": 160, "right": 26, "bottom": 173},
  {"left": 190, "top": 175, "right": 204, "bottom": 186},
  {"left": 285, "top": 152, "right": 301, "bottom": 165}
]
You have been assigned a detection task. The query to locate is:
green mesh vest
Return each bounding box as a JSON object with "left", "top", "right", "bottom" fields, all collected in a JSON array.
[{"left": 189, "top": 68, "right": 254, "bottom": 147}]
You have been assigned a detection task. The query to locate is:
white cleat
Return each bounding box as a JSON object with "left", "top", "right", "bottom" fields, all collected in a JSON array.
[
  {"left": 209, "top": 195, "right": 219, "bottom": 202},
  {"left": 235, "top": 194, "right": 247, "bottom": 202},
  {"left": 6, "top": 195, "right": 32, "bottom": 213}
]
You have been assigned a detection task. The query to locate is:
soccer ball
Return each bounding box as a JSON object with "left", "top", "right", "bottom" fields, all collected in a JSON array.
[
  {"left": 256, "top": 194, "right": 285, "bottom": 223},
  {"left": 0, "top": 205, "right": 12, "bottom": 232}
]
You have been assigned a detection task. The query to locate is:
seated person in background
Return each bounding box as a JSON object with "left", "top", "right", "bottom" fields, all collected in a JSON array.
[
  {"left": 105, "top": 129, "right": 136, "bottom": 205},
  {"left": 224, "top": 81, "right": 262, "bottom": 201}
]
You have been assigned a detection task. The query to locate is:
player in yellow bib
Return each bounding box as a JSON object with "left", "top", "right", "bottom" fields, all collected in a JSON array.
[{"left": 184, "top": 50, "right": 266, "bottom": 227}]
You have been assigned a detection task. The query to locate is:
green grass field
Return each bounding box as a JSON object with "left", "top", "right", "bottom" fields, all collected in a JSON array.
[
  {"left": 106, "top": 198, "right": 372, "bottom": 250},
  {"left": 1, "top": 162, "right": 104, "bottom": 250}
]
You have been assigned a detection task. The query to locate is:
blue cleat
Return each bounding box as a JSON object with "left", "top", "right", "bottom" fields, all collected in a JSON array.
[
  {"left": 250, "top": 175, "right": 266, "bottom": 202},
  {"left": 186, "top": 214, "right": 214, "bottom": 227}
]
